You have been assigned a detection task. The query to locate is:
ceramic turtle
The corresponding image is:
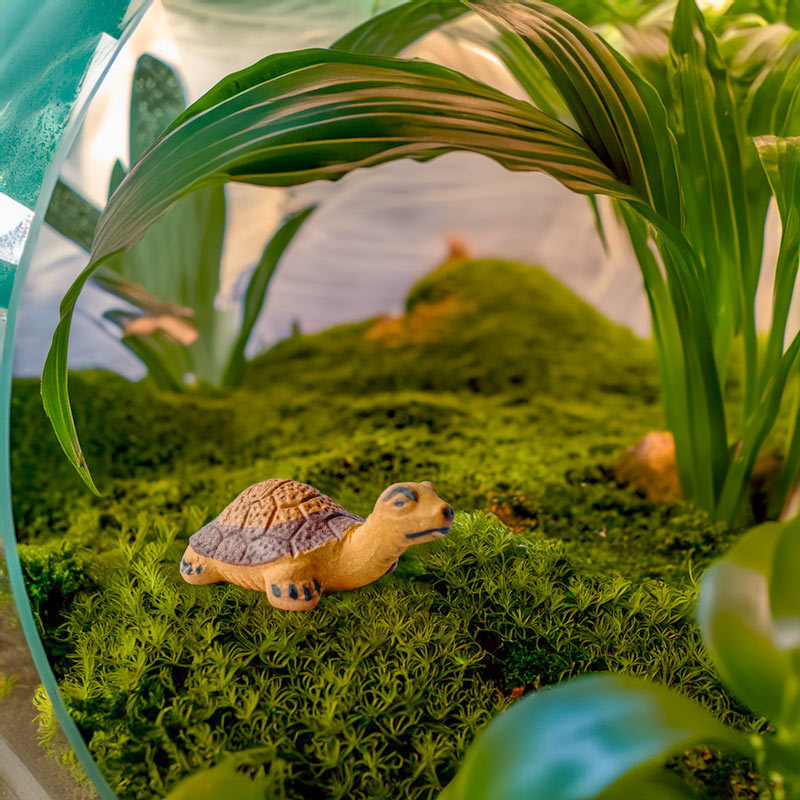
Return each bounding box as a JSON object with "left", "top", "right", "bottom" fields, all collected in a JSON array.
[{"left": 179, "top": 479, "right": 453, "bottom": 610}]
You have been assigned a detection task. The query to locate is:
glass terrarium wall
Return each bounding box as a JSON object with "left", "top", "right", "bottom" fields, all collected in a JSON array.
[
  {"left": 0, "top": 3, "right": 149, "bottom": 797},
  {"left": 4, "top": 1, "right": 800, "bottom": 799}
]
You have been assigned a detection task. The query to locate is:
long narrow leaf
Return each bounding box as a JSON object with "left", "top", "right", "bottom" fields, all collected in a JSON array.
[
  {"left": 43, "top": 49, "right": 646, "bottom": 489},
  {"left": 758, "top": 136, "right": 800, "bottom": 388},
  {"left": 698, "top": 516, "right": 800, "bottom": 727},
  {"left": 716, "top": 329, "right": 800, "bottom": 522},
  {"left": 756, "top": 136, "right": 800, "bottom": 516},
  {"left": 332, "top": 0, "right": 468, "bottom": 55},
  {"left": 616, "top": 203, "right": 696, "bottom": 500},
  {"left": 221, "top": 206, "right": 314, "bottom": 387},
  {"left": 44, "top": 179, "right": 100, "bottom": 251},
  {"left": 669, "top": 0, "right": 759, "bottom": 408}
]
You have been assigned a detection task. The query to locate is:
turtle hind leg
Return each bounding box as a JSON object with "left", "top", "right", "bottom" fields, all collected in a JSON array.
[
  {"left": 264, "top": 575, "right": 322, "bottom": 612},
  {"left": 179, "top": 546, "right": 219, "bottom": 585}
]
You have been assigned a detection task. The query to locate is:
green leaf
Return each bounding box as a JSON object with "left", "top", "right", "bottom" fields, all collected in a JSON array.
[
  {"left": 742, "top": 28, "right": 800, "bottom": 137},
  {"left": 756, "top": 136, "right": 800, "bottom": 516},
  {"left": 697, "top": 516, "right": 800, "bottom": 728},
  {"left": 44, "top": 180, "right": 100, "bottom": 252},
  {"left": 222, "top": 206, "right": 314, "bottom": 388},
  {"left": 129, "top": 54, "right": 186, "bottom": 165},
  {"left": 598, "top": 771, "right": 696, "bottom": 800},
  {"left": 668, "top": 0, "right": 760, "bottom": 408},
  {"left": 43, "top": 48, "right": 644, "bottom": 490},
  {"left": 108, "top": 159, "right": 127, "bottom": 198},
  {"left": 332, "top": 0, "right": 468, "bottom": 55},
  {"left": 467, "top": 0, "right": 684, "bottom": 227},
  {"left": 91, "top": 270, "right": 196, "bottom": 320},
  {"left": 438, "top": 673, "right": 750, "bottom": 800},
  {"left": 163, "top": 757, "right": 266, "bottom": 800}
]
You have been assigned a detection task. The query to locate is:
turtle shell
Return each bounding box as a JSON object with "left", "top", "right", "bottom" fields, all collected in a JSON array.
[{"left": 189, "top": 479, "right": 364, "bottom": 566}]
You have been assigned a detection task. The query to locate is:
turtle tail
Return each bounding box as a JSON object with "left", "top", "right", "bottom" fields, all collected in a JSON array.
[{"left": 179, "top": 546, "right": 219, "bottom": 585}]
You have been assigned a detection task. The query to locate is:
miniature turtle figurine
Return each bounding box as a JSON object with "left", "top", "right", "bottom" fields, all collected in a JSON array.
[{"left": 179, "top": 479, "right": 454, "bottom": 611}]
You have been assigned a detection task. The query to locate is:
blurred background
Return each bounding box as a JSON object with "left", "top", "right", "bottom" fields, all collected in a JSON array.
[
  {"left": 13, "top": 0, "right": 786, "bottom": 379},
  {"left": 14, "top": 0, "right": 651, "bottom": 381}
]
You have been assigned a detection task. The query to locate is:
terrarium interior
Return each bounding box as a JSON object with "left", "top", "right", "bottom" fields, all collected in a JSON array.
[{"left": 2, "top": 1, "right": 800, "bottom": 800}]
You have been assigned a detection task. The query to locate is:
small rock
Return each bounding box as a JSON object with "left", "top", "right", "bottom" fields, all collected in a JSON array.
[{"left": 614, "top": 431, "right": 682, "bottom": 504}]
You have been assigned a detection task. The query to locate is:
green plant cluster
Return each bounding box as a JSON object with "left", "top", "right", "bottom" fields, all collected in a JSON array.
[
  {"left": 42, "top": 0, "right": 800, "bottom": 524},
  {"left": 33, "top": 514, "right": 762, "bottom": 800},
  {"left": 45, "top": 54, "right": 311, "bottom": 393},
  {"left": 12, "top": 259, "right": 766, "bottom": 798}
]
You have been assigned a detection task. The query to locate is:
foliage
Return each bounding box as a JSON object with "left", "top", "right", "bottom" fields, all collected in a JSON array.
[
  {"left": 38, "top": 1, "right": 800, "bottom": 523},
  {"left": 13, "top": 258, "right": 769, "bottom": 798},
  {"left": 0, "top": 673, "right": 18, "bottom": 699},
  {"left": 16, "top": 259, "right": 741, "bottom": 583},
  {"left": 439, "top": 513, "right": 800, "bottom": 800},
  {"left": 44, "top": 54, "right": 311, "bottom": 398},
  {"left": 32, "top": 684, "right": 87, "bottom": 781},
  {"left": 33, "top": 513, "right": 765, "bottom": 800}
]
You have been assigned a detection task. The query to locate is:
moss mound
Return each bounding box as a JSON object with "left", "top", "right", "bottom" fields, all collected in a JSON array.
[
  {"left": 40, "top": 514, "right": 754, "bottom": 799},
  {"left": 10, "top": 259, "right": 758, "bottom": 798}
]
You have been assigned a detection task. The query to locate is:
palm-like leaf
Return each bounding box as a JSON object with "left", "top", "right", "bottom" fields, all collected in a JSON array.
[{"left": 43, "top": 46, "right": 651, "bottom": 490}]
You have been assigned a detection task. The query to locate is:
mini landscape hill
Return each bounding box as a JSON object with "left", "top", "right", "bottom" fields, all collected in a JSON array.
[{"left": 10, "top": 259, "right": 761, "bottom": 798}]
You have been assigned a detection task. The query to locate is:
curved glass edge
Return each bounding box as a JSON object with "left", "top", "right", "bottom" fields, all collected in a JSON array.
[{"left": 0, "top": 2, "right": 151, "bottom": 798}]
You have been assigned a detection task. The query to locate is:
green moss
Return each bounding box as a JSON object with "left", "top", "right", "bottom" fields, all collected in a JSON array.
[
  {"left": 9, "top": 258, "right": 761, "bottom": 797},
  {"left": 50, "top": 513, "right": 757, "bottom": 799}
]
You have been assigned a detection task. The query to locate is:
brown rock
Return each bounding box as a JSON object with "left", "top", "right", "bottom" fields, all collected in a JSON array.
[
  {"left": 365, "top": 296, "right": 465, "bottom": 348},
  {"left": 614, "top": 431, "right": 682, "bottom": 504}
]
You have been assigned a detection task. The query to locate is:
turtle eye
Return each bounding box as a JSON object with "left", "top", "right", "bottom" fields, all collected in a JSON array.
[{"left": 394, "top": 500, "right": 405, "bottom": 508}]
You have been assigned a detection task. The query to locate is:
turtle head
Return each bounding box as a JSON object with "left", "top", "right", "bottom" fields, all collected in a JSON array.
[{"left": 370, "top": 481, "right": 454, "bottom": 545}]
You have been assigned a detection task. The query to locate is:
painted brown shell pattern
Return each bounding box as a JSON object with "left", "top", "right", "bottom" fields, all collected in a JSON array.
[{"left": 189, "top": 479, "right": 364, "bottom": 567}]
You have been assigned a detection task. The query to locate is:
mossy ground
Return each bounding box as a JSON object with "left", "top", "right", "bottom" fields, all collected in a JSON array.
[{"left": 10, "top": 259, "right": 767, "bottom": 798}]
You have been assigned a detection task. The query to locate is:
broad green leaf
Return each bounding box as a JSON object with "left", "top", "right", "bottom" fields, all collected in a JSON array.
[
  {"left": 467, "top": 0, "right": 684, "bottom": 227},
  {"left": 438, "top": 673, "right": 750, "bottom": 800},
  {"left": 332, "top": 0, "right": 468, "bottom": 55},
  {"left": 698, "top": 516, "right": 800, "bottom": 728},
  {"left": 163, "top": 758, "right": 266, "bottom": 800},
  {"left": 44, "top": 180, "right": 100, "bottom": 251},
  {"left": 222, "top": 206, "right": 314, "bottom": 388},
  {"left": 598, "top": 770, "right": 695, "bottom": 800},
  {"left": 129, "top": 54, "right": 186, "bottom": 165},
  {"left": 43, "top": 49, "right": 643, "bottom": 490}
]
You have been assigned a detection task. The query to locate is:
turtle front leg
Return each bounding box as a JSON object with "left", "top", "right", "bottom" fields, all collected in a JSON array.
[{"left": 264, "top": 573, "right": 322, "bottom": 612}]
